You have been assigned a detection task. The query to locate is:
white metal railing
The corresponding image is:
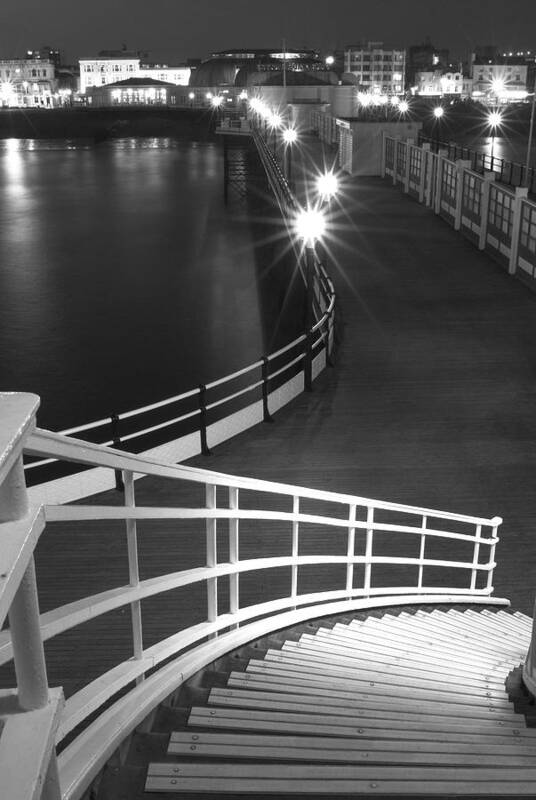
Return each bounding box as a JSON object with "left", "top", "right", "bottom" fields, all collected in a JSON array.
[
  {"left": 382, "top": 135, "right": 536, "bottom": 283},
  {"left": 24, "top": 127, "right": 336, "bottom": 506},
  {"left": 0, "top": 392, "right": 513, "bottom": 800}
]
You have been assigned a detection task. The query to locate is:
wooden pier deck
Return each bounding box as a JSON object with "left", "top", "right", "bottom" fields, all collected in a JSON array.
[{"left": 7, "top": 133, "right": 536, "bottom": 703}]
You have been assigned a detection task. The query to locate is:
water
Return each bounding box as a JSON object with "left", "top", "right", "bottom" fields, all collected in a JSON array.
[{"left": 0, "top": 138, "right": 303, "bottom": 430}]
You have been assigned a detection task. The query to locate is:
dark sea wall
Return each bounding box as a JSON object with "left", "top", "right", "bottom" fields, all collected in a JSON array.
[{"left": 0, "top": 107, "right": 218, "bottom": 140}]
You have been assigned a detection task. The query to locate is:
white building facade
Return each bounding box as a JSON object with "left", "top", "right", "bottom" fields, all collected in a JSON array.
[
  {"left": 344, "top": 42, "right": 405, "bottom": 95},
  {"left": 471, "top": 61, "right": 529, "bottom": 102},
  {"left": 79, "top": 55, "right": 190, "bottom": 94},
  {"left": 0, "top": 59, "right": 57, "bottom": 107},
  {"left": 415, "top": 69, "right": 465, "bottom": 97}
]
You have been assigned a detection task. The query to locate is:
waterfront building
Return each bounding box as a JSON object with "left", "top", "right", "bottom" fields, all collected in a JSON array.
[
  {"left": 0, "top": 58, "right": 57, "bottom": 107},
  {"left": 414, "top": 69, "right": 466, "bottom": 98},
  {"left": 406, "top": 39, "right": 449, "bottom": 89},
  {"left": 471, "top": 54, "right": 529, "bottom": 102},
  {"left": 79, "top": 52, "right": 190, "bottom": 94},
  {"left": 343, "top": 41, "right": 405, "bottom": 95},
  {"left": 189, "top": 47, "right": 332, "bottom": 88},
  {"left": 87, "top": 76, "right": 175, "bottom": 106}
]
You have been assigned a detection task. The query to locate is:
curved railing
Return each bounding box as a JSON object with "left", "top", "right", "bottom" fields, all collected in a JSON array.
[
  {"left": 0, "top": 393, "right": 510, "bottom": 799},
  {"left": 24, "top": 128, "right": 336, "bottom": 505}
]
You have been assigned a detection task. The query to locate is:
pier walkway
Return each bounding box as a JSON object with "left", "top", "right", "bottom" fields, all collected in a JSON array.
[{"left": 21, "top": 133, "right": 536, "bottom": 705}]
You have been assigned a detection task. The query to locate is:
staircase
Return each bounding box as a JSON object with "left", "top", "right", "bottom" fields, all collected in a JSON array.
[{"left": 98, "top": 606, "right": 535, "bottom": 797}]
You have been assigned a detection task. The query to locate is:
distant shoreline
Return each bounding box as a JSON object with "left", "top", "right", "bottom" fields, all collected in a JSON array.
[{"left": 0, "top": 107, "right": 219, "bottom": 140}]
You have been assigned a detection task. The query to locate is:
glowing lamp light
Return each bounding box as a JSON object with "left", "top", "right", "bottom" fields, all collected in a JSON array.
[
  {"left": 268, "top": 112, "right": 282, "bottom": 129},
  {"left": 433, "top": 106, "right": 444, "bottom": 119},
  {"left": 488, "top": 110, "right": 503, "bottom": 128},
  {"left": 282, "top": 127, "right": 298, "bottom": 144},
  {"left": 491, "top": 78, "right": 505, "bottom": 96},
  {"left": 206, "top": 92, "right": 213, "bottom": 100},
  {"left": 325, "top": 55, "right": 335, "bottom": 66},
  {"left": 211, "top": 95, "right": 223, "bottom": 107},
  {"left": 390, "top": 96, "right": 400, "bottom": 107},
  {"left": 399, "top": 100, "right": 409, "bottom": 113},
  {"left": 316, "top": 171, "right": 339, "bottom": 201},
  {"left": 188, "top": 91, "right": 195, "bottom": 100},
  {"left": 295, "top": 207, "right": 326, "bottom": 247},
  {"left": 239, "top": 90, "right": 248, "bottom": 100}
]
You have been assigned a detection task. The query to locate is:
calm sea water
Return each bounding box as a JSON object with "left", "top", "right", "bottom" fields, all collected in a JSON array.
[{"left": 0, "top": 138, "right": 303, "bottom": 430}]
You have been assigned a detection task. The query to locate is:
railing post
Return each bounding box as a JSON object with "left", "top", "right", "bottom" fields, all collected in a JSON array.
[
  {"left": 303, "top": 246, "right": 314, "bottom": 392},
  {"left": 110, "top": 412, "right": 124, "bottom": 491},
  {"left": 261, "top": 357, "right": 273, "bottom": 423},
  {"left": 434, "top": 150, "right": 447, "bottom": 215},
  {"left": 228, "top": 487, "right": 239, "bottom": 629},
  {"left": 198, "top": 385, "right": 212, "bottom": 456},
  {"left": 485, "top": 516, "right": 502, "bottom": 594},
  {"left": 380, "top": 131, "right": 387, "bottom": 178},
  {"left": 470, "top": 524, "right": 482, "bottom": 591},
  {"left": 403, "top": 140, "right": 412, "bottom": 194},
  {"left": 419, "top": 143, "right": 430, "bottom": 204},
  {"left": 206, "top": 483, "right": 218, "bottom": 638},
  {"left": 508, "top": 186, "right": 529, "bottom": 276},
  {"left": 124, "top": 470, "right": 144, "bottom": 679},
  {"left": 454, "top": 160, "right": 472, "bottom": 231},
  {"left": 363, "top": 506, "right": 374, "bottom": 597},
  {"left": 478, "top": 171, "right": 495, "bottom": 250},
  {"left": 346, "top": 504, "right": 357, "bottom": 600},
  {"left": 418, "top": 516, "right": 427, "bottom": 589},
  {"left": 0, "top": 393, "right": 62, "bottom": 800},
  {"left": 291, "top": 496, "right": 299, "bottom": 608},
  {"left": 392, "top": 137, "right": 400, "bottom": 186}
]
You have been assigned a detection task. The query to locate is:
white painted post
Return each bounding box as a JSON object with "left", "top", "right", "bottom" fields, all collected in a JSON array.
[
  {"left": 454, "top": 160, "right": 472, "bottom": 231},
  {"left": 393, "top": 138, "right": 400, "bottom": 186},
  {"left": 205, "top": 483, "right": 218, "bottom": 637},
  {"left": 345, "top": 504, "right": 357, "bottom": 600},
  {"left": 0, "top": 393, "right": 62, "bottom": 800},
  {"left": 380, "top": 131, "right": 387, "bottom": 178},
  {"left": 434, "top": 150, "right": 447, "bottom": 215},
  {"left": 485, "top": 517, "right": 502, "bottom": 594},
  {"left": 478, "top": 172, "right": 495, "bottom": 250},
  {"left": 417, "top": 516, "right": 427, "bottom": 589},
  {"left": 228, "top": 487, "right": 239, "bottom": 628},
  {"left": 291, "top": 496, "right": 299, "bottom": 607},
  {"left": 403, "top": 141, "right": 412, "bottom": 194},
  {"left": 470, "top": 524, "right": 482, "bottom": 591},
  {"left": 124, "top": 470, "right": 143, "bottom": 675},
  {"left": 363, "top": 506, "right": 374, "bottom": 596},
  {"left": 419, "top": 144, "right": 430, "bottom": 204},
  {"left": 508, "top": 187, "right": 529, "bottom": 275}
]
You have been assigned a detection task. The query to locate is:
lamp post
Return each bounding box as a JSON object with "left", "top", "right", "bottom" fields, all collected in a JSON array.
[
  {"left": 433, "top": 105, "right": 444, "bottom": 150},
  {"left": 282, "top": 127, "right": 297, "bottom": 183},
  {"left": 268, "top": 112, "right": 282, "bottom": 156},
  {"left": 525, "top": 73, "right": 536, "bottom": 188},
  {"left": 487, "top": 109, "right": 503, "bottom": 168},
  {"left": 295, "top": 207, "right": 326, "bottom": 391}
]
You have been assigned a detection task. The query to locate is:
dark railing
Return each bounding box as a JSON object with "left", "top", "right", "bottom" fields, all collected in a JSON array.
[{"left": 418, "top": 133, "right": 536, "bottom": 196}]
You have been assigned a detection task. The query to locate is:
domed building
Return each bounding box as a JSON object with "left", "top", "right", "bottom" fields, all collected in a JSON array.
[{"left": 190, "top": 48, "right": 335, "bottom": 88}]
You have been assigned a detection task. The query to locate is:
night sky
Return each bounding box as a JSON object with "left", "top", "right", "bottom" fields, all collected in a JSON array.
[{"left": 1, "top": 0, "right": 535, "bottom": 65}]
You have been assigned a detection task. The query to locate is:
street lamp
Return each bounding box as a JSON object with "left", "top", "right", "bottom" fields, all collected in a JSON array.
[
  {"left": 433, "top": 105, "right": 444, "bottom": 149},
  {"left": 487, "top": 110, "right": 503, "bottom": 163},
  {"left": 316, "top": 171, "right": 339, "bottom": 205},
  {"left": 282, "top": 126, "right": 298, "bottom": 182},
  {"left": 295, "top": 206, "right": 326, "bottom": 391},
  {"left": 398, "top": 99, "right": 409, "bottom": 114}
]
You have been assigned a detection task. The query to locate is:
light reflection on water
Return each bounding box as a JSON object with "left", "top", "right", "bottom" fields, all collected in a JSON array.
[{"left": 0, "top": 138, "right": 300, "bottom": 429}]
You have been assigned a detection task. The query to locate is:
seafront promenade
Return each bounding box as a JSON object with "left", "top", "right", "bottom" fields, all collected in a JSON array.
[{"left": 16, "top": 131, "right": 536, "bottom": 702}]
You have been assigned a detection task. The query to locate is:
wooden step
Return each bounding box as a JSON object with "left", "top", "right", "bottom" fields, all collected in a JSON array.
[
  {"left": 223, "top": 677, "right": 522, "bottom": 721},
  {"left": 206, "top": 687, "right": 524, "bottom": 728},
  {"left": 146, "top": 761, "right": 536, "bottom": 795},
  {"left": 169, "top": 730, "right": 536, "bottom": 761},
  {"left": 187, "top": 706, "right": 536, "bottom": 742}
]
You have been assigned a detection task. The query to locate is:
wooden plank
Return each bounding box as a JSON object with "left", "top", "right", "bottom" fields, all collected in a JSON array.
[
  {"left": 170, "top": 730, "right": 536, "bottom": 757},
  {"left": 208, "top": 687, "right": 523, "bottom": 728},
  {"left": 205, "top": 693, "right": 523, "bottom": 734},
  {"left": 241, "top": 664, "right": 513, "bottom": 708},
  {"left": 167, "top": 735, "right": 536, "bottom": 766},
  {"left": 442, "top": 609, "right": 531, "bottom": 643},
  {"left": 224, "top": 677, "right": 522, "bottom": 721},
  {"left": 346, "top": 615, "right": 529, "bottom": 655},
  {"left": 188, "top": 707, "right": 536, "bottom": 742},
  {"left": 304, "top": 628, "right": 520, "bottom": 668},
  {"left": 411, "top": 612, "right": 530, "bottom": 649},
  {"left": 357, "top": 615, "right": 528, "bottom": 658},
  {"left": 279, "top": 641, "right": 510, "bottom": 682},
  {"left": 256, "top": 654, "right": 510, "bottom": 697}
]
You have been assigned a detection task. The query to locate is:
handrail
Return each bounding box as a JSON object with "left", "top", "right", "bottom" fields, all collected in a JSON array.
[
  {"left": 0, "top": 393, "right": 512, "bottom": 800},
  {"left": 23, "top": 131, "right": 335, "bottom": 496}
]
